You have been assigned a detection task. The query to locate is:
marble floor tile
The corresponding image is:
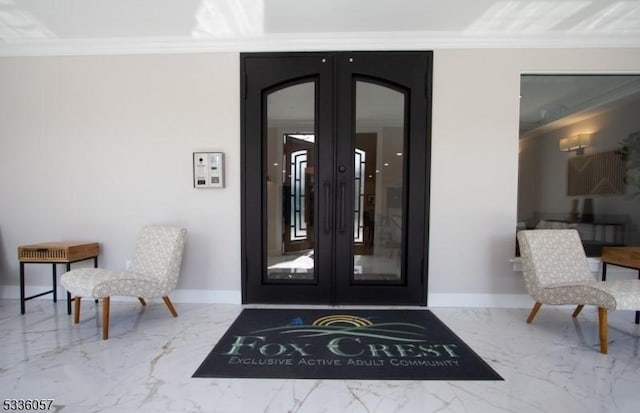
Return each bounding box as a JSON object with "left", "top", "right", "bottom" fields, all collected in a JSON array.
[{"left": 1, "top": 299, "right": 639, "bottom": 412}]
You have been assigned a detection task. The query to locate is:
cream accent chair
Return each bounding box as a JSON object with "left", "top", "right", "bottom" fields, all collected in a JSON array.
[
  {"left": 517, "top": 229, "right": 640, "bottom": 354},
  {"left": 61, "top": 225, "right": 187, "bottom": 339}
]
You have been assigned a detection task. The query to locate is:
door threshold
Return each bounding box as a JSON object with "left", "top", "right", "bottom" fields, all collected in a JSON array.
[{"left": 242, "top": 303, "right": 427, "bottom": 310}]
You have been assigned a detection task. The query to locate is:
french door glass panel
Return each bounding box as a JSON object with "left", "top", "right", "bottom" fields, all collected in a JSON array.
[
  {"left": 353, "top": 80, "right": 405, "bottom": 282},
  {"left": 266, "top": 79, "right": 406, "bottom": 283},
  {"left": 266, "top": 81, "right": 316, "bottom": 282}
]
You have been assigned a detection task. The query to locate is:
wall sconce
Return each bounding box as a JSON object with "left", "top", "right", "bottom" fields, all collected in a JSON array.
[{"left": 559, "top": 133, "right": 592, "bottom": 155}]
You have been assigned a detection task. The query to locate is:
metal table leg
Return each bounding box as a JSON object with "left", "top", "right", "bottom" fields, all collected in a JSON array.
[
  {"left": 20, "top": 262, "right": 25, "bottom": 314},
  {"left": 52, "top": 263, "right": 57, "bottom": 303}
]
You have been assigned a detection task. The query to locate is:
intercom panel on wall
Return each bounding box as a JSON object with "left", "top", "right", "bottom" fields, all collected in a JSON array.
[{"left": 193, "top": 152, "right": 225, "bottom": 188}]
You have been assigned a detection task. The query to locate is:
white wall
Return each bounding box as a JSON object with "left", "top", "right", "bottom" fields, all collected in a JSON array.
[
  {"left": 0, "top": 54, "right": 241, "bottom": 302},
  {"left": 2, "top": 49, "right": 640, "bottom": 307}
]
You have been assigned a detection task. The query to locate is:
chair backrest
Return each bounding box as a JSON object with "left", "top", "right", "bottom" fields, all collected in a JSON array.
[
  {"left": 129, "top": 225, "right": 187, "bottom": 292},
  {"left": 517, "top": 229, "right": 595, "bottom": 294}
]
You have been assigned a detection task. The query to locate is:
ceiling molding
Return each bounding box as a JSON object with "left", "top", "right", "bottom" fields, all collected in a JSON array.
[
  {"left": 2, "top": 0, "right": 639, "bottom": 57},
  {"left": 2, "top": 33, "right": 640, "bottom": 57}
]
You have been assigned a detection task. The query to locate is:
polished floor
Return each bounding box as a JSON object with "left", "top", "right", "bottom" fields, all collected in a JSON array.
[{"left": 1, "top": 298, "right": 639, "bottom": 413}]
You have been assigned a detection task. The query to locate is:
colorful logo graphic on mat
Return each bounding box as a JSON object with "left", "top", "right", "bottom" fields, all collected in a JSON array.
[
  {"left": 312, "top": 314, "right": 373, "bottom": 327},
  {"left": 213, "top": 311, "right": 475, "bottom": 376},
  {"left": 251, "top": 314, "right": 426, "bottom": 342}
]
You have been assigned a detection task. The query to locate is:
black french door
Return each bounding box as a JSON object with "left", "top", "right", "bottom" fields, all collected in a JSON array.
[{"left": 241, "top": 52, "right": 432, "bottom": 305}]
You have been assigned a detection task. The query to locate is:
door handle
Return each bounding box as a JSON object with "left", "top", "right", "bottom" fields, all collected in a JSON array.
[
  {"left": 324, "top": 182, "right": 331, "bottom": 234},
  {"left": 338, "top": 182, "right": 346, "bottom": 233}
]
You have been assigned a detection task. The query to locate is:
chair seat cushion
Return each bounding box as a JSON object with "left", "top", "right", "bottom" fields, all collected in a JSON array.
[
  {"left": 61, "top": 268, "right": 166, "bottom": 299},
  {"left": 597, "top": 280, "right": 640, "bottom": 311},
  {"left": 540, "top": 280, "right": 640, "bottom": 311}
]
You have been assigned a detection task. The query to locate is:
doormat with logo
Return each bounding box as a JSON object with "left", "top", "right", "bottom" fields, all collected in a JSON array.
[{"left": 192, "top": 309, "right": 502, "bottom": 380}]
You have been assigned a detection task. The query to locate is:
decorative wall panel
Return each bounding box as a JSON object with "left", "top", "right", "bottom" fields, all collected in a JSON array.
[{"left": 567, "top": 150, "right": 625, "bottom": 196}]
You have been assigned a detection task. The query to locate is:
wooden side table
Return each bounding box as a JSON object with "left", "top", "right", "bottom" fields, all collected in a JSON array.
[
  {"left": 18, "top": 242, "right": 99, "bottom": 315},
  {"left": 601, "top": 246, "right": 640, "bottom": 324}
]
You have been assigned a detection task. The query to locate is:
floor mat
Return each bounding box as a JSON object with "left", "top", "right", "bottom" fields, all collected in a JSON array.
[{"left": 193, "top": 308, "right": 503, "bottom": 380}]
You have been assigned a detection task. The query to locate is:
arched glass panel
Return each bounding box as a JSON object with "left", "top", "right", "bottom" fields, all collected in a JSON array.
[
  {"left": 266, "top": 82, "right": 316, "bottom": 281},
  {"left": 353, "top": 80, "right": 405, "bottom": 281}
]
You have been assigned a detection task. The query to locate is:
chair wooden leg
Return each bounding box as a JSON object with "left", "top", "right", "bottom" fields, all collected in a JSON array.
[
  {"left": 102, "top": 297, "right": 110, "bottom": 340},
  {"left": 572, "top": 305, "right": 584, "bottom": 318},
  {"left": 526, "top": 302, "right": 542, "bottom": 324},
  {"left": 598, "top": 307, "right": 608, "bottom": 354},
  {"left": 138, "top": 297, "right": 146, "bottom": 306},
  {"left": 162, "top": 296, "right": 178, "bottom": 317},
  {"left": 73, "top": 296, "right": 81, "bottom": 324}
]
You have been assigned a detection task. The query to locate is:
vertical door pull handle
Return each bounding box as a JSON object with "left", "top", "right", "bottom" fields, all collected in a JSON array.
[
  {"left": 338, "top": 182, "right": 346, "bottom": 233},
  {"left": 324, "top": 182, "right": 331, "bottom": 234}
]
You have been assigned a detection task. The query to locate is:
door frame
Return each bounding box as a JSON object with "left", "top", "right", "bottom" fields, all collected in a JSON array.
[{"left": 240, "top": 51, "right": 432, "bottom": 305}]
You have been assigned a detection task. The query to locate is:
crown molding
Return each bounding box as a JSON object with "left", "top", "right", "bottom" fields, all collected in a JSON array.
[{"left": 2, "top": 32, "right": 640, "bottom": 57}]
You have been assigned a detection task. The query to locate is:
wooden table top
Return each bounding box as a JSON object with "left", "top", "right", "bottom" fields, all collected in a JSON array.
[
  {"left": 19, "top": 241, "right": 98, "bottom": 249},
  {"left": 18, "top": 241, "right": 99, "bottom": 263},
  {"left": 601, "top": 246, "right": 640, "bottom": 269}
]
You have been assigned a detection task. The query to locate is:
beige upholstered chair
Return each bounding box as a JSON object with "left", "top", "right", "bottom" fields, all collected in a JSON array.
[
  {"left": 517, "top": 229, "right": 640, "bottom": 354},
  {"left": 61, "top": 225, "right": 187, "bottom": 339}
]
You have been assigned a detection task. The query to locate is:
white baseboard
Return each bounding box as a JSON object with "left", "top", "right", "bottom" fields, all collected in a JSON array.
[
  {"left": 2, "top": 285, "right": 532, "bottom": 308},
  {"left": 427, "top": 293, "right": 533, "bottom": 308},
  {"left": 0, "top": 285, "right": 242, "bottom": 305},
  {"left": 170, "top": 289, "right": 241, "bottom": 304},
  {"left": 3, "top": 286, "right": 629, "bottom": 309}
]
